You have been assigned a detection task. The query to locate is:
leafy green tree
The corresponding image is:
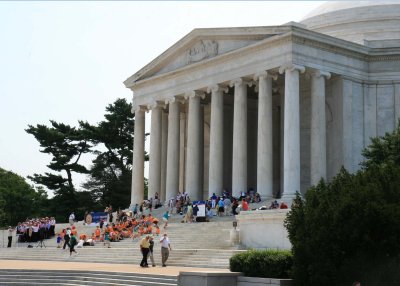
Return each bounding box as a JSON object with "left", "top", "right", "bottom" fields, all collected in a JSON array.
[
  {"left": 285, "top": 125, "right": 400, "bottom": 286},
  {"left": 362, "top": 120, "right": 400, "bottom": 168},
  {"left": 80, "top": 98, "right": 148, "bottom": 210},
  {"left": 26, "top": 121, "right": 91, "bottom": 191},
  {"left": 0, "top": 167, "right": 48, "bottom": 226},
  {"left": 26, "top": 121, "right": 91, "bottom": 220}
]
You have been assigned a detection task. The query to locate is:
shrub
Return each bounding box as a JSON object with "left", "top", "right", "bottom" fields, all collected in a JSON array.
[
  {"left": 229, "top": 249, "right": 293, "bottom": 278},
  {"left": 284, "top": 124, "right": 400, "bottom": 286}
]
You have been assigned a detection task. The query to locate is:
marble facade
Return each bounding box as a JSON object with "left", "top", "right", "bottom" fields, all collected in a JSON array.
[{"left": 125, "top": 2, "right": 400, "bottom": 206}]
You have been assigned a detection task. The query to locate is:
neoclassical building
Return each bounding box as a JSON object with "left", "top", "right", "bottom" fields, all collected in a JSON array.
[{"left": 124, "top": 2, "right": 400, "bottom": 206}]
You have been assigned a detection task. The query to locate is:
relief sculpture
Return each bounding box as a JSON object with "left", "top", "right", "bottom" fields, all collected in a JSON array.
[{"left": 186, "top": 40, "right": 218, "bottom": 64}]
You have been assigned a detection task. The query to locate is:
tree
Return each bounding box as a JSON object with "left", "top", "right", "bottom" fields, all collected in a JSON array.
[
  {"left": 0, "top": 167, "right": 48, "bottom": 226},
  {"left": 362, "top": 120, "right": 400, "bottom": 168},
  {"left": 26, "top": 121, "right": 91, "bottom": 220},
  {"left": 26, "top": 121, "right": 91, "bottom": 191},
  {"left": 80, "top": 98, "right": 148, "bottom": 210},
  {"left": 285, "top": 125, "right": 400, "bottom": 286}
]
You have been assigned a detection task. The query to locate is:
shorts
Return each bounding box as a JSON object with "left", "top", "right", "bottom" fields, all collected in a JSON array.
[
  {"left": 162, "top": 217, "right": 168, "bottom": 222},
  {"left": 218, "top": 206, "right": 224, "bottom": 212}
]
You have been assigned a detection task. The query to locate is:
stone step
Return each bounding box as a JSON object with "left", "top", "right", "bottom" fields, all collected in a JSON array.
[
  {"left": 0, "top": 247, "right": 243, "bottom": 268},
  {"left": 0, "top": 256, "right": 231, "bottom": 267},
  {"left": 0, "top": 269, "right": 177, "bottom": 286}
]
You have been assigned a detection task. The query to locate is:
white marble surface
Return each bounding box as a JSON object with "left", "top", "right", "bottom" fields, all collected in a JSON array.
[
  {"left": 236, "top": 209, "right": 291, "bottom": 250},
  {"left": 127, "top": 5, "right": 400, "bottom": 205}
]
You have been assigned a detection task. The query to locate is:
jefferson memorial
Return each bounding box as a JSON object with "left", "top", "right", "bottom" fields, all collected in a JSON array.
[{"left": 125, "top": 2, "right": 400, "bottom": 207}]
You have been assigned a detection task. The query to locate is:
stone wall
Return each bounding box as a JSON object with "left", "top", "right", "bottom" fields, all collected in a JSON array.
[{"left": 236, "top": 209, "right": 291, "bottom": 249}]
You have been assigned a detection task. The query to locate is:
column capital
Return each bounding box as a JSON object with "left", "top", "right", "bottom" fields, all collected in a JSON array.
[
  {"left": 310, "top": 69, "right": 331, "bottom": 80},
  {"left": 184, "top": 90, "right": 206, "bottom": 100},
  {"left": 131, "top": 104, "right": 147, "bottom": 114},
  {"left": 253, "top": 71, "right": 278, "bottom": 81},
  {"left": 229, "top": 78, "right": 253, "bottom": 88},
  {"left": 147, "top": 100, "right": 166, "bottom": 110},
  {"left": 279, "top": 64, "right": 306, "bottom": 74},
  {"left": 165, "top": 96, "right": 185, "bottom": 105},
  {"left": 207, "top": 84, "right": 229, "bottom": 94}
]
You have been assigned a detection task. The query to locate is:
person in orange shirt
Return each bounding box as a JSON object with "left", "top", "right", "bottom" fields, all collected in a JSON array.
[
  {"left": 138, "top": 225, "right": 144, "bottom": 236},
  {"left": 95, "top": 226, "right": 101, "bottom": 240},
  {"left": 241, "top": 199, "right": 249, "bottom": 211},
  {"left": 280, "top": 202, "right": 288, "bottom": 209},
  {"left": 71, "top": 226, "right": 77, "bottom": 236},
  {"left": 155, "top": 225, "right": 160, "bottom": 236}
]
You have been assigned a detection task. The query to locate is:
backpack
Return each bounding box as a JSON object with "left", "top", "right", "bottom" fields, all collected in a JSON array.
[{"left": 70, "top": 236, "right": 77, "bottom": 247}]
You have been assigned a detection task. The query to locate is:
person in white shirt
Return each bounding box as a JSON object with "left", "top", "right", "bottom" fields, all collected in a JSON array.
[
  {"left": 69, "top": 212, "right": 75, "bottom": 226},
  {"left": 160, "top": 233, "right": 171, "bottom": 267},
  {"left": 7, "top": 226, "right": 13, "bottom": 247}
]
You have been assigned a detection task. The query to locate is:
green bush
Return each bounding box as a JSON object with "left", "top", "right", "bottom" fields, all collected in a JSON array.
[
  {"left": 284, "top": 123, "right": 400, "bottom": 286},
  {"left": 229, "top": 249, "right": 293, "bottom": 278}
]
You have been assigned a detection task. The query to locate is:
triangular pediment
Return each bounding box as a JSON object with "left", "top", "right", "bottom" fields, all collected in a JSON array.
[{"left": 124, "top": 26, "right": 294, "bottom": 87}]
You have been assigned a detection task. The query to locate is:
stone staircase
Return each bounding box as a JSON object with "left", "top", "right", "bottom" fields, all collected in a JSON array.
[
  {"left": 0, "top": 208, "right": 246, "bottom": 269},
  {"left": 0, "top": 269, "right": 178, "bottom": 286}
]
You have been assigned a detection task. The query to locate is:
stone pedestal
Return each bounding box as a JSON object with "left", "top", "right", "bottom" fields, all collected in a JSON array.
[{"left": 235, "top": 209, "right": 291, "bottom": 249}]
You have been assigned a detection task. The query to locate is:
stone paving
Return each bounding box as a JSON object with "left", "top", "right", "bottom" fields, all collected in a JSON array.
[{"left": 0, "top": 259, "right": 232, "bottom": 276}]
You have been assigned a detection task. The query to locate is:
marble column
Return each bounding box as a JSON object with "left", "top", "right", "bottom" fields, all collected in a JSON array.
[
  {"left": 179, "top": 113, "right": 186, "bottom": 193},
  {"left": 279, "top": 64, "right": 305, "bottom": 200},
  {"left": 131, "top": 106, "right": 145, "bottom": 206},
  {"left": 160, "top": 111, "right": 168, "bottom": 203},
  {"left": 255, "top": 72, "right": 275, "bottom": 200},
  {"left": 208, "top": 84, "right": 226, "bottom": 198},
  {"left": 148, "top": 104, "right": 162, "bottom": 203},
  {"left": 185, "top": 91, "right": 204, "bottom": 200},
  {"left": 231, "top": 78, "right": 249, "bottom": 197},
  {"left": 165, "top": 99, "right": 180, "bottom": 202},
  {"left": 310, "top": 70, "right": 330, "bottom": 186}
]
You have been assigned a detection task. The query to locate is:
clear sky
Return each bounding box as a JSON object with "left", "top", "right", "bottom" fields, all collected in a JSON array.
[{"left": 0, "top": 1, "right": 325, "bottom": 196}]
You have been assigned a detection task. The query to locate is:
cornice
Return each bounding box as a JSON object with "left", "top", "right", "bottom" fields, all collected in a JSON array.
[
  {"left": 368, "top": 55, "right": 400, "bottom": 62},
  {"left": 128, "top": 26, "right": 400, "bottom": 94},
  {"left": 124, "top": 26, "right": 293, "bottom": 88},
  {"left": 290, "top": 33, "right": 369, "bottom": 62},
  {"left": 131, "top": 32, "right": 293, "bottom": 90}
]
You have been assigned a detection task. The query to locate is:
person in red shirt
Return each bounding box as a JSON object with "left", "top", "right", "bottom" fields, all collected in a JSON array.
[
  {"left": 280, "top": 202, "right": 288, "bottom": 209},
  {"left": 241, "top": 199, "right": 249, "bottom": 211}
]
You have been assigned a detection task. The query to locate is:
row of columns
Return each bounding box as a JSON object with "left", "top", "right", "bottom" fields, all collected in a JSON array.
[{"left": 131, "top": 65, "right": 331, "bottom": 206}]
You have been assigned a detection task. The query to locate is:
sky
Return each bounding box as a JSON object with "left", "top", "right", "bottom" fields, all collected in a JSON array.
[{"left": 0, "top": 1, "right": 325, "bottom": 197}]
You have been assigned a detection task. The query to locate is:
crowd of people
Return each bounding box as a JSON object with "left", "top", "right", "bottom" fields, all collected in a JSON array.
[
  {"left": 15, "top": 217, "right": 57, "bottom": 245},
  {"left": 4, "top": 187, "right": 288, "bottom": 268},
  {"left": 162, "top": 188, "right": 286, "bottom": 222},
  {"left": 56, "top": 212, "right": 172, "bottom": 262}
]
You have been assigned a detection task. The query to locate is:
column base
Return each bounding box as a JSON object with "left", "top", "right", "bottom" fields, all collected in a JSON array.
[{"left": 260, "top": 195, "right": 274, "bottom": 202}]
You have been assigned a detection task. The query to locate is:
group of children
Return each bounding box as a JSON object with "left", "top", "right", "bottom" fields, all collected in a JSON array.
[{"left": 56, "top": 214, "right": 164, "bottom": 252}]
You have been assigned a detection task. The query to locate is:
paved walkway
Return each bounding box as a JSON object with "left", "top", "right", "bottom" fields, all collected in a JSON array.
[{"left": 0, "top": 260, "right": 232, "bottom": 276}]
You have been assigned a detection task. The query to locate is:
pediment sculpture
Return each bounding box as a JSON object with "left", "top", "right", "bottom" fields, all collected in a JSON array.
[{"left": 186, "top": 40, "right": 219, "bottom": 64}]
